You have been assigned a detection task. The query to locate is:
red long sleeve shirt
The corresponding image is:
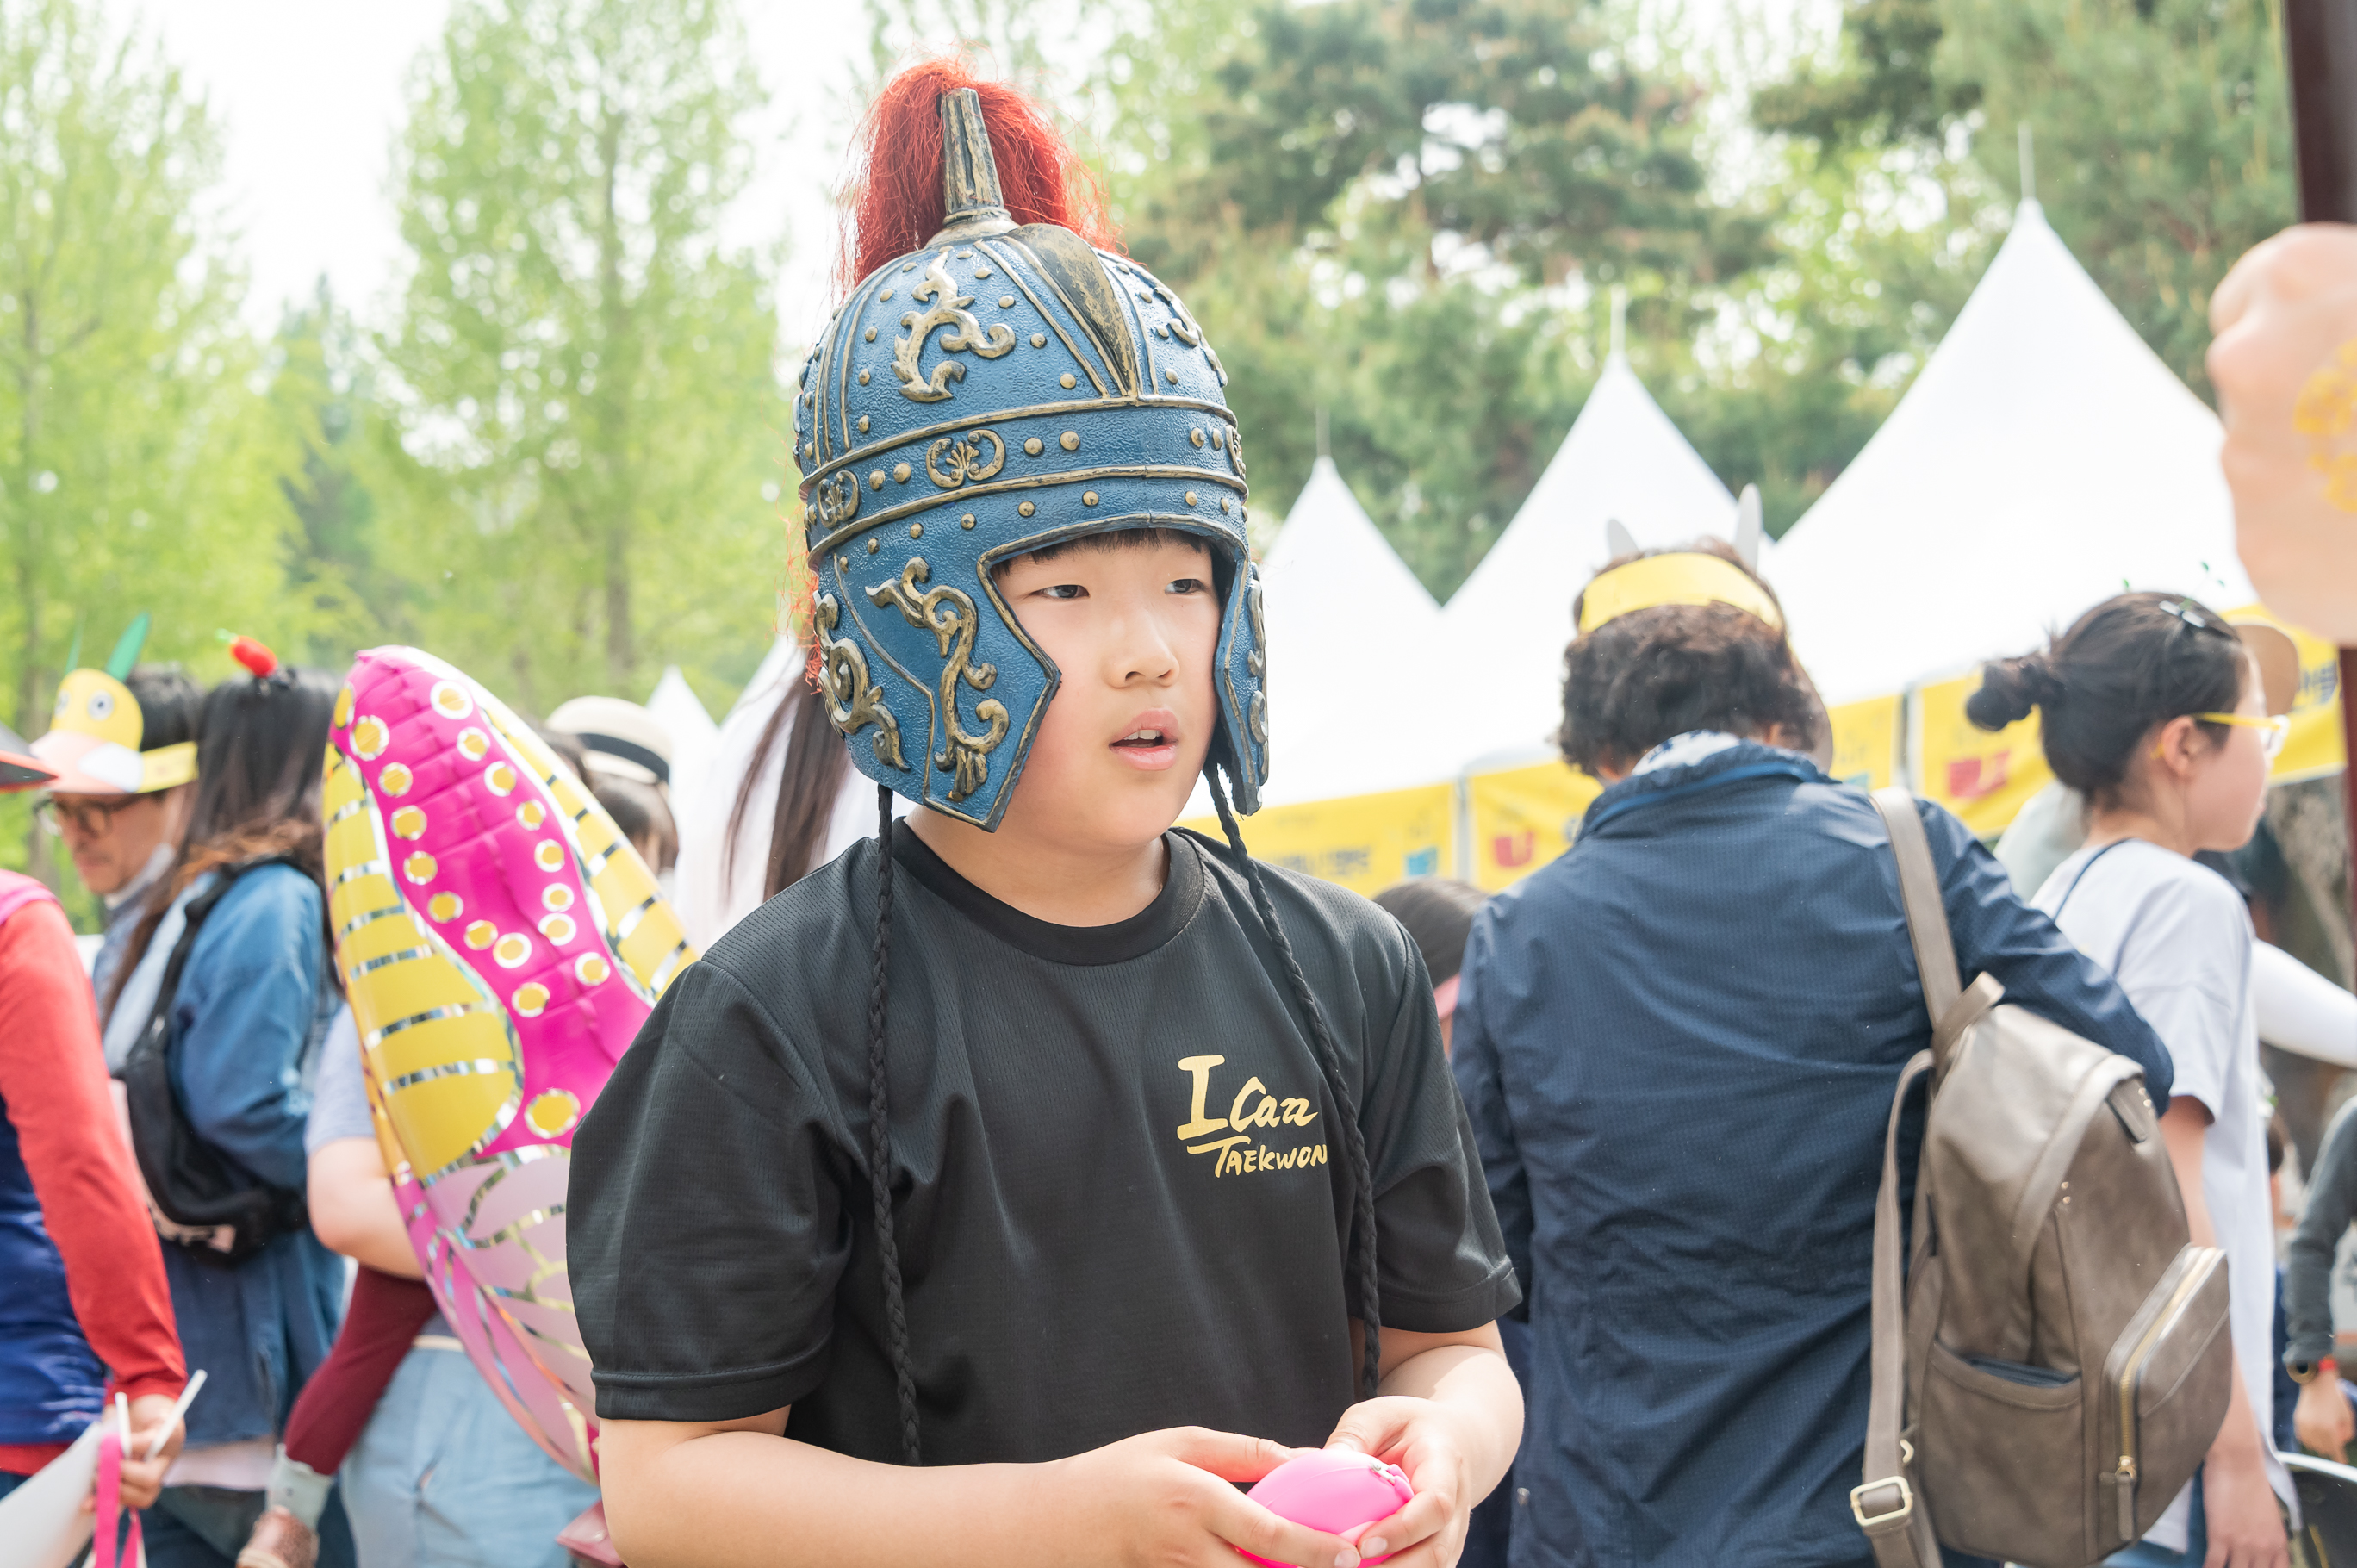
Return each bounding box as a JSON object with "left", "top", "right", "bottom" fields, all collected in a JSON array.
[{"left": 0, "top": 887, "right": 184, "bottom": 1474}]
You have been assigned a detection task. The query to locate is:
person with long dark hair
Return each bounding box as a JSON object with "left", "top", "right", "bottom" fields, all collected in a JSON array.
[
  {"left": 107, "top": 644, "right": 351, "bottom": 1568},
  {"left": 673, "top": 656, "right": 874, "bottom": 948}
]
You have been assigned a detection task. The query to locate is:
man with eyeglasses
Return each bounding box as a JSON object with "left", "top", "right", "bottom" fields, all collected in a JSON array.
[{"left": 32, "top": 660, "right": 200, "bottom": 1030}]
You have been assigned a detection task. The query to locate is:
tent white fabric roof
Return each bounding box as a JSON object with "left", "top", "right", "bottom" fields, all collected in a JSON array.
[
  {"left": 646, "top": 664, "right": 721, "bottom": 830},
  {"left": 1768, "top": 201, "right": 2253, "bottom": 705},
  {"left": 1439, "top": 353, "right": 1741, "bottom": 767},
  {"left": 1186, "top": 457, "right": 1447, "bottom": 815}
]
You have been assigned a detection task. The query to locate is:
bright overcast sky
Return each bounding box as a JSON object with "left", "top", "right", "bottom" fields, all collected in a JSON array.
[{"left": 134, "top": 0, "right": 871, "bottom": 344}]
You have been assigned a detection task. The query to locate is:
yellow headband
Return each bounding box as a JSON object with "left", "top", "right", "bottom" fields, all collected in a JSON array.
[{"left": 1577, "top": 552, "right": 1785, "bottom": 635}]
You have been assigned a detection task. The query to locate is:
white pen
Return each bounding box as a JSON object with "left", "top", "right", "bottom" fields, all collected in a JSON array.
[{"left": 140, "top": 1368, "right": 208, "bottom": 1462}]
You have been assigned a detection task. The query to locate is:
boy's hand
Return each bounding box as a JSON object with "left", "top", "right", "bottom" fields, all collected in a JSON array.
[
  {"left": 1324, "top": 1397, "right": 1483, "bottom": 1568},
  {"left": 1053, "top": 1426, "right": 1362, "bottom": 1568},
  {"left": 82, "top": 1393, "right": 183, "bottom": 1513}
]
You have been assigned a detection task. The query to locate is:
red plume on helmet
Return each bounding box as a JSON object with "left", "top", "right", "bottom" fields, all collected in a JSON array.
[{"left": 836, "top": 58, "right": 1118, "bottom": 300}]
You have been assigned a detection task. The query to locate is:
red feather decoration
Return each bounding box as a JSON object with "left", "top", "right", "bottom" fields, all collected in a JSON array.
[{"left": 836, "top": 58, "right": 1117, "bottom": 299}]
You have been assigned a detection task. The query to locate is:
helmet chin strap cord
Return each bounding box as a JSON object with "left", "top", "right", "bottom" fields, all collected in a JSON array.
[
  {"left": 1209, "top": 764, "right": 1383, "bottom": 1399},
  {"left": 866, "top": 782, "right": 922, "bottom": 1465}
]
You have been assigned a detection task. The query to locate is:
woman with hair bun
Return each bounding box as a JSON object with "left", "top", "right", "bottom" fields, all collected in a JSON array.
[
  {"left": 1985, "top": 593, "right": 2292, "bottom": 1568},
  {"left": 1450, "top": 542, "right": 2171, "bottom": 1566}
]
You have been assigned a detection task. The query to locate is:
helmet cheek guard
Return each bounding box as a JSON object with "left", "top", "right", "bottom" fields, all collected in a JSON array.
[{"left": 793, "top": 90, "right": 1266, "bottom": 830}]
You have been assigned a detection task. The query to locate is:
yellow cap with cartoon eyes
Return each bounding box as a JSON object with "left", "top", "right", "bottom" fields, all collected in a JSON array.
[{"left": 32, "top": 615, "right": 199, "bottom": 795}]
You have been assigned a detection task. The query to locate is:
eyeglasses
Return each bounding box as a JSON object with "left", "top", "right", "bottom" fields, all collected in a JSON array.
[
  {"left": 2194, "top": 712, "right": 2290, "bottom": 761},
  {"left": 34, "top": 795, "right": 146, "bottom": 838}
]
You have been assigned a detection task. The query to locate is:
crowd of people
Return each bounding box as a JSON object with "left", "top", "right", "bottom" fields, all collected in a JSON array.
[{"left": 0, "top": 59, "right": 2352, "bottom": 1568}]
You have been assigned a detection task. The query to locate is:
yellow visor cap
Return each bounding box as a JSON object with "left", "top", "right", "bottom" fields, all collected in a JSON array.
[
  {"left": 1577, "top": 552, "right": 1785, "bottom": 635},
  {"left": 34, "top": 669, "right": 197, "bottom": 794}
]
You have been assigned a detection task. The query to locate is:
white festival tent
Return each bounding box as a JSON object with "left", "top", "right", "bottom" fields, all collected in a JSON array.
[
  {"left": 646, "top": 664, "right": 722, "bottom": 822},
  {"left": 1439, "top": 352, "right": 1747, "bottom": 768},
  {"left": 1185, "top": 456, "right": 1448, "bottom": 816},
  {"left": 1768, "top": 199, "right": 2254, "bottom": 706}
]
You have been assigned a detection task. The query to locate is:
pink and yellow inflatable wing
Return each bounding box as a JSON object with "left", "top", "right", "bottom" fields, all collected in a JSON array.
[{"left": 322, "top": 647, "right": 696, "bottom": 1481}]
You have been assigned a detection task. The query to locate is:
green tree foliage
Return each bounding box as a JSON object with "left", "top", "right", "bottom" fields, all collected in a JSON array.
[
  {"left": 0, "top": 0, "right": 303, "bottom": 880},
  {"left": 1757, "top": 0, "right": 2293, "bottom": 398},
  {"left": 377, "top": 0, "right": 790, "bottom": 715},
  {"left": 1096, "top": 0, "right": 1763, "bottom": 594},
  {"left": 271, "top": 282, "right": 399, "bottom": 669}
]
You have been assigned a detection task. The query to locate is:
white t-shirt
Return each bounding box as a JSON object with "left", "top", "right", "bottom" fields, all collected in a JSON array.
[
  {"left": 2036, "top": 838, "right": 2293, "bottom": 1548},
  {"left": 671, "top": 663, "right": 889, "bottom": 951}
]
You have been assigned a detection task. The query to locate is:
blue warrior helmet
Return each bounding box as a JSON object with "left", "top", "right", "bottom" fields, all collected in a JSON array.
[{"left": 793, "top": 86, "right": 1267, "bottom": 831}]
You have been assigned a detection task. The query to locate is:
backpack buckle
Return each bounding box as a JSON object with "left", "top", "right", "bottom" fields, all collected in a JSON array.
[{"left": 1850, "top": 1476, "right": 1914, "bottom": 1529}]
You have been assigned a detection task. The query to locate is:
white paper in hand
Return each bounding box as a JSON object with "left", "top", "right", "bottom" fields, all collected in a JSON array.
[{"left": 0, "top": 1414, "right": 103, "bottom": 1568}]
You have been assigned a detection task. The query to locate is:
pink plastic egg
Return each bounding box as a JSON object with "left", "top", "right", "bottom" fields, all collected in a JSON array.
[{"left": 1238, "top": 1448, "right": 1416, "bottom": 1566}]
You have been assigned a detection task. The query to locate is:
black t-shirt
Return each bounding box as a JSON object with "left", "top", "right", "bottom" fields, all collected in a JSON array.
[{"left": 569, "top": 824, "right": 1518, "bottom": 1464}]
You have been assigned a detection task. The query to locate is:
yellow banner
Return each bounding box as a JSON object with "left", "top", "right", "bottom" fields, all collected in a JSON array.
[
  {"left": 1827, "top": 694, "right": 1900, "bottom": 792},
  {"left": 1181, "top": 782, "right": 1456, "bottom": 895},
  {"left": 1912, "top": 675, "right": 2055, "bottom": 838},
  {"left": 1465, "top": 760, "right": 1604, "bottom": 893}
]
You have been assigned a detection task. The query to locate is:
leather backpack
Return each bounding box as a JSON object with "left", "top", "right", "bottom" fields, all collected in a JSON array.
[{"left": 1855, "top": 789, "right": 2233, "bottom": 1568}]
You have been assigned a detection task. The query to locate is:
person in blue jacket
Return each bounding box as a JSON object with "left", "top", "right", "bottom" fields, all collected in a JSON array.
[
  {"left": 1449, "top": 542, "right": 2174, "bottom": 1568},
  {"left": 104, "top": 652, "right": 351, "bottom": 1567}
]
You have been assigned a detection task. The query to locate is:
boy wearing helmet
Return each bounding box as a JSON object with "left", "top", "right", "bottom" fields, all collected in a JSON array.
[{"left": 569, "top": 68, "right": 1522, "bottom": 1568}]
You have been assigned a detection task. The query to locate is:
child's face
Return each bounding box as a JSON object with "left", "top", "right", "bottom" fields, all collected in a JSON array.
[
  {"left": 2183, "top": 654, "right": 2273, "bottom": 854},
  {"left": 993, "top": 533, "right": 1222, "bottom": 853}
]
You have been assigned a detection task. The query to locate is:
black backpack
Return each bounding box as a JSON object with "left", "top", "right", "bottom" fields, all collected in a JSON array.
[{"left": 115, "top": 858, "right": 311, "bottom": 1266}]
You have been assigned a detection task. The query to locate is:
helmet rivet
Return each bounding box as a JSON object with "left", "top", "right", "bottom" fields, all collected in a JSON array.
[
  {"left": 1221, "top": 499, "right": 1232, "bottom": 513},
  {"left": 1082, "top": 491, "right": 1098, "bottom": 507},
  {"left": 1018, "top": 501, "right": 1036, "bottom": 518},
  {"left": 1023, "top": 438, "right": 1043, "bottom": 457},
  {"left": 1154, "top": 325, "right": 1170, "bottom": 339},
  {"left": 1185, "top": 491, "right": 1198, "bottom": 506},
  {"left": 880, "top": 288, "right": 893, "bottom": 300},
  {"left": 974, "top": 266, "right": 992, "bottom": 279},
  {"left": 859, "top": 368, "right": 871, "bottom": 385},
  {"left": 857, "top": 416, "right": 870, "bottom": 433},
  {"left": 900, "top": 262, "right": 915, "bottom": 272},
  {"left": 1164, "top": 368, "right": 1178, "bottom": 383},
  {"left": 892, "top": 463, "right": 911, "bottom": 483},
  {"left": 867, "top": 537, "right": 881, "bottom": 553},
  {"left": 865, "top": 327, "right": 877, "bottom": 343},
  {"left": 1190, "top": 428, "right": 1204, "bottom": 448},
  {"left": 1059, "top": 432, "right": 1079, "bottom": 451},
  {"left": 955, "top": 250, "right": 971, "bottom": 260},
  {"left": 1029, "top": 333, "right": 1046, "bottom": 348},
  {"left": 999, "top": 296, "right": 1015, "bottom": 308},
  {"left": 960, "top": 513, "right": 976, "bottom": 529},
  {"left": 869, "top": 470, "right": 886, "bottom": 490},
  {"left": 1210, "top": 428, "right": 1224, "bottom": 449},
  {"left": 837, "top": 554, "right": 849, "bottom": 570},
  {"left": 1060, "top": 373, "right": 1076, "bottom": 390},
  {"left": 910, "top": 522, "right": 924, "bottom": 539}
]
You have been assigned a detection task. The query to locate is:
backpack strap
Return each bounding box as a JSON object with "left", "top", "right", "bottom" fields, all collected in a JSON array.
[
  {"left": 1871, "top": 787, "right": 1962, "bottom": 1026},
  {"left": 1856, "top": 1048, "right": 1941, "bottom": 1568}
]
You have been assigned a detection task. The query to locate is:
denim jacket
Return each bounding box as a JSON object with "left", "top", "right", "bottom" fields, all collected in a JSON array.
[{"left": 152, "top": 863, "right": 344, "bottom": 1449}]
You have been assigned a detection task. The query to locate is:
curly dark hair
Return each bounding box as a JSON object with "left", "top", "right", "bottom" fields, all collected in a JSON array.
[
  {"left": 1966, "top": 591, "right": 2249, "bottom": 810},
  {"left": 1558, "top": 541, "right": 1825, "bottom": 776}
]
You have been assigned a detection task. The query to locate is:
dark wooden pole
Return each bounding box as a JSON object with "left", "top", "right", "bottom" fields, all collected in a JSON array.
[{"left": 2280, "top": 0, "right": 2357, "bottom": 936}]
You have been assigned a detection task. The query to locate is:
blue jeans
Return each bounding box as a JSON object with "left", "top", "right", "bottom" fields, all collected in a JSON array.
[{"left": 340, "top": 1343, "right": 599, "bottom": 1568}]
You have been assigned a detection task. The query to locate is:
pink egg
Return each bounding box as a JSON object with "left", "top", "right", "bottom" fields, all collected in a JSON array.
[{"left": 1238, "top": 1448, "right": 1416, "bottom": 1566}]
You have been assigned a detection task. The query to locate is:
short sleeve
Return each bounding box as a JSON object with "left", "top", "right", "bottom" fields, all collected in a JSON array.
[
  {"left": 2103, "top": 875, "right": 2249, "bottom": 1117},
  {"left": 303, "top": 1007, "right": 370, "bottom": 1156},
  {"left": 569, "top": 960, "right": 852, "bottom": 1422},
  {"left": 1928, "top": 803, "right": 2175, "bottom": 1104},
  {"left": 1358, "top": 919, "right": 1522, "bottom": 1335}
]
